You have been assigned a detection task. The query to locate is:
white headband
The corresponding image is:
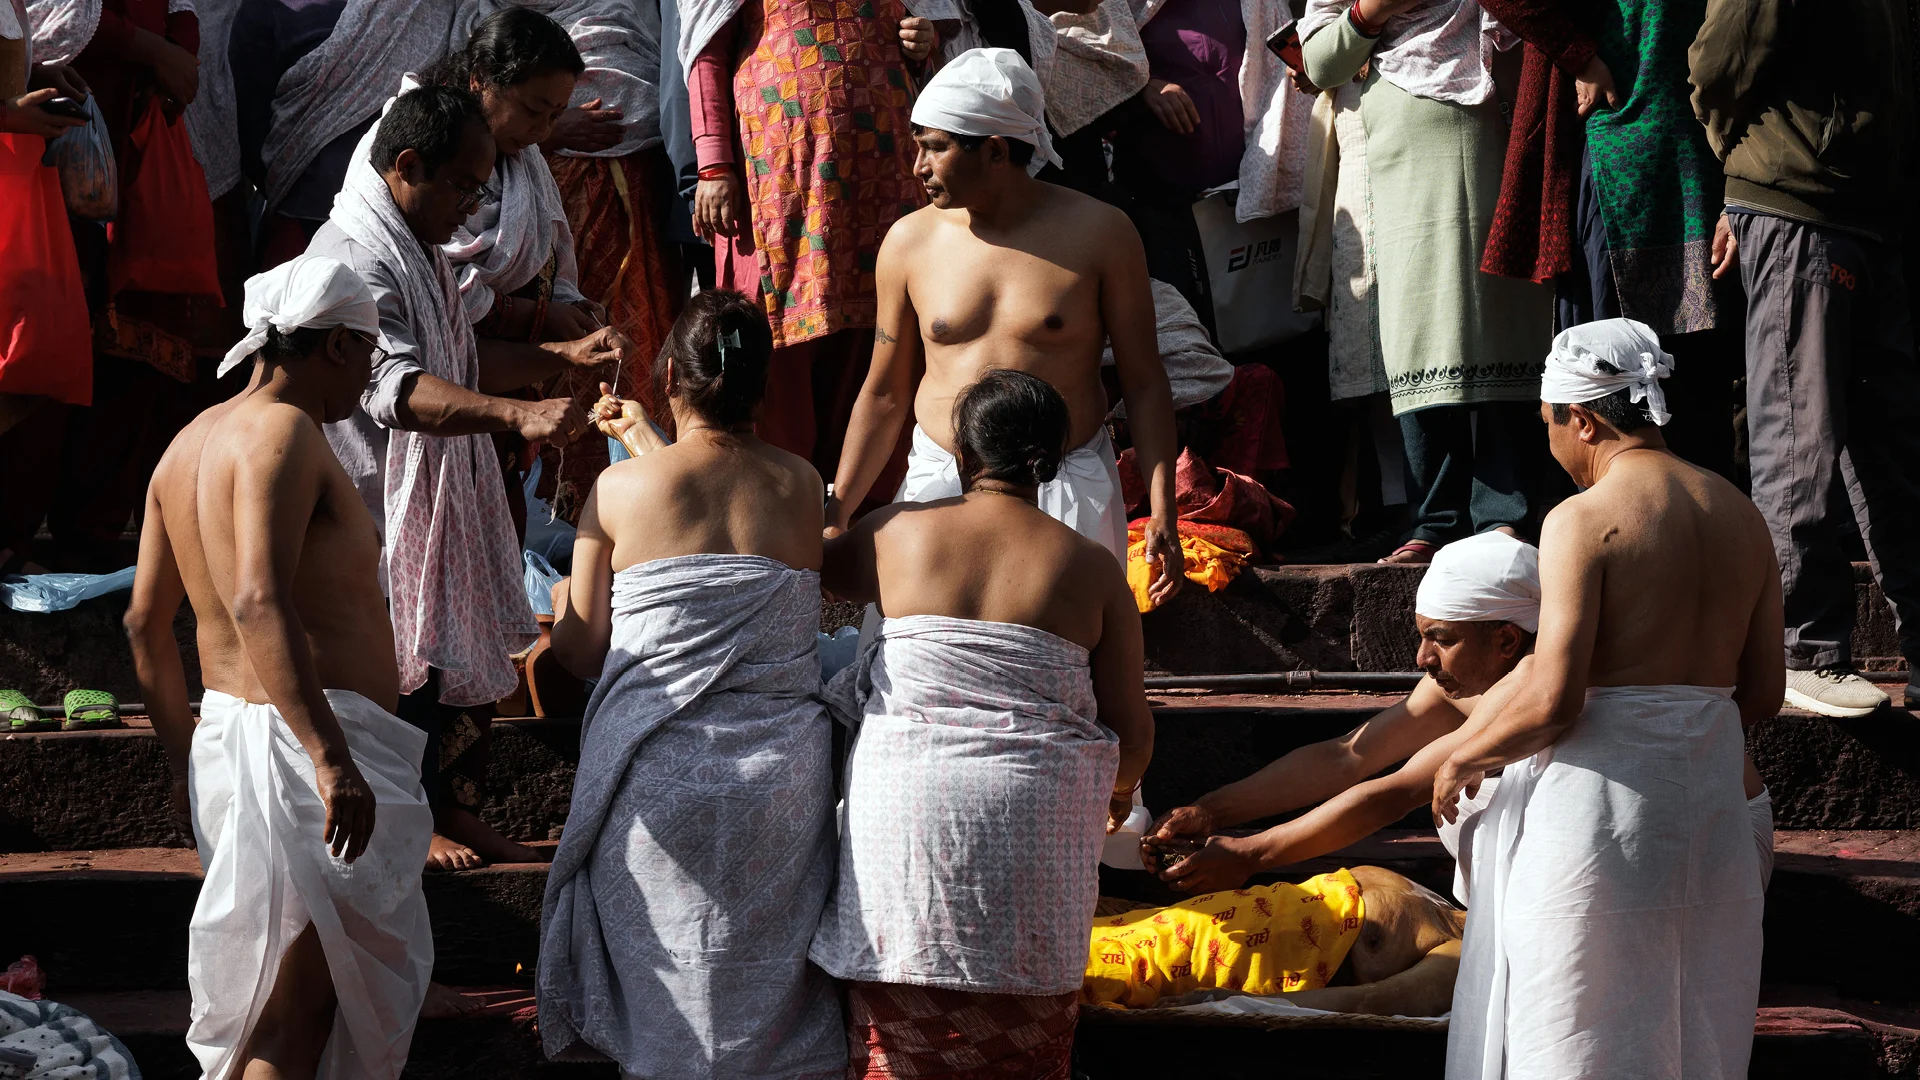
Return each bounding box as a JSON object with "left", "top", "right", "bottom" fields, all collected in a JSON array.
[
  {"left": 1414, "top": 532, "right": 1541, "bottom": 633},
  {"left": 910, "top": 47, "right": 1062, "bottom": 175},
  {"left": 218, "top": 254, "right": 380, "bottom": 377},
  {"left": 1539, "top": 317, "right": 1674, "bottom": 427}
]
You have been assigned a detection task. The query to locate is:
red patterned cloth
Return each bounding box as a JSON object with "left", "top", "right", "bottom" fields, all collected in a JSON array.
[
  {"left": 731, "top": 0, "right": 924, "bottom": 347},
  {"left": 846, "top": 982, "right": 1079, "bottom": 1080},
  {"left": 541, "top": 149, "right": 682, "bottom": 517},
  {"left": 1476, "top": 0, "right": 1597, "bottom": 283}
]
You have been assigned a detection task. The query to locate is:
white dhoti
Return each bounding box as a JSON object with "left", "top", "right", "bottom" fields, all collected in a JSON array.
[
  {"left": 897, "top": 423, "right": 1128, "bottom": 562},
  {"left": 188, "top": 690, "right": 434, "bottom": 1080},
  {"left": 1447, "top": 685, "right": 1765, "bottom": 1080}
]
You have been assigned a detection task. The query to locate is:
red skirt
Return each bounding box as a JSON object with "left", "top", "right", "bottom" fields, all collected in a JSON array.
[
  {"left": 845, "top": 982, "right": 1079, "bottom": 1079},
  {"left": 0, "top": 133, "right": 92, "bottom": 405}
]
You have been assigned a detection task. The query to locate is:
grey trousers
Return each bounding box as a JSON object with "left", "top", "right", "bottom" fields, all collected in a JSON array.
[{"left": 1731, "top": 210, "right": 1920, "bottom": 669}]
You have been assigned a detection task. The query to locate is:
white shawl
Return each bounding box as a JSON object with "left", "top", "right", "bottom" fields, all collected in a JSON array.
[
  {"left": 331, "top": 94, "right": 540, "bottom": 707},
  {"left": 453, "top": 0, "right": 662, "bottom": 158},
  {"left": 182, "top": 0, "right": 243, "bottom": 198},
  {"left": 1020, "top": 0, "right": 1149, "bottom": 138},
  {"left": 261, "top": 0, "right": 459, "bottom": 217},
  {"left": 1298, "top": 0, "right": 1509, "bottom": 107},
  {"left": 23, "top": 0, "right": 100, "bottom": 62}
]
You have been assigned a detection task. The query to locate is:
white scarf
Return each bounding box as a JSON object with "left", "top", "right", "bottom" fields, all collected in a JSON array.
[
  {"left": 453, "top": 0, "right": 663, "bottom": 158},
  {"left": 1414, "top": 531, "right": 1541, "bottom": 632},
  {"left": 24, "top": 0, "right": 101, "bottom": 62},
  {"left": 1017, "top": 0, "right": 1149, "bottom": 139},
  {"left": 217, "top": 253, "right": 379, "bottom": 377},
  {"left": 1540, "top": 318, "right": 1675, "bottom": 427},
  {"left": 260, "top": 0, "right": 458, "bottom": 217},
  {"left": 1299, "top": 0, "right": 1510, "bottom": 107},
  {"left": 331, "top": 94, "right": 539, "bottom": 707}
]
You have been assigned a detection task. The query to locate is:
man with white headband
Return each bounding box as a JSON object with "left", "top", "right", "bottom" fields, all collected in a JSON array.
[
  {"left": 825, "top": 47, "right": 1188, "bottom": 606},
  {"left": 1145, "top": 532, "right": 1543, "bottom": 894},
  {"left": 126, "top": 253, "right": 435, "bottom": 1079},
  {"left": 1431, "top": 322, "right": 1782, "bottom": 1080}
]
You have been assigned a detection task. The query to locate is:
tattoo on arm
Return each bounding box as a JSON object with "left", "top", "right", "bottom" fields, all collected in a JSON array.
[{"left": 876, "top": 328, "right": 896, "bottom": 344}]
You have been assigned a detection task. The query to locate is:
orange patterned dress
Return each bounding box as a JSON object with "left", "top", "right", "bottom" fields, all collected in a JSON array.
[{"left": 732, "top": 0, "right": 924, "bottom": 347}]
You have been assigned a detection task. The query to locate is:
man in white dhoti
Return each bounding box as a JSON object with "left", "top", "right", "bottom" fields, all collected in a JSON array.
[
  {"left": 125, "top": 255, "right": 435, "bottom": 1080},
  {"left": 1432, "top": 318, "right": 1783, "bottom": 1080},
  {"left": 824, "top": 48, "right": 1186, "bottom": 604}
]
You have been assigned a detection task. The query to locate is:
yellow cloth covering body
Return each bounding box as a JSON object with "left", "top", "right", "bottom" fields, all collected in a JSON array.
[{"left": 1082, "top": 869, "right": 1365, "bottom": 1008}]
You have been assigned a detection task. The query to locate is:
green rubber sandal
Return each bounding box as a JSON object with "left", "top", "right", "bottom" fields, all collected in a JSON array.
[
  {"left": 0, "top": 689, "right": 56, "bottom": 733},
  {"left": 61, "top": 689, "right": 121, "bottom": 731}
]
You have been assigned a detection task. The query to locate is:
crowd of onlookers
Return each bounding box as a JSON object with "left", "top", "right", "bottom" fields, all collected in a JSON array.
[{"left": 3, "top": 0, "right": 1918, "bottom": 718}]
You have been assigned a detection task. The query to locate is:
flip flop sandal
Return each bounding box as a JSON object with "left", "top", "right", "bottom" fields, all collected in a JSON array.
[
  {"left": 1381, "top": 540, "right": 1438, "bottom": 564},
  {"left": 0, "top": 689, "right": 56, "bottom": 733},
  {"left": 61, "top": 689, "right": 122, "bottom": 731}
]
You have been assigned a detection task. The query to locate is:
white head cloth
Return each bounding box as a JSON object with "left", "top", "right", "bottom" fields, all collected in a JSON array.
[
  {"left": 1540, "top": 317, "right": 1675, "bottom": 427},
  {"left": 1414, "top": 532, "right": 1541, "bottom": 633},
  {"left": 910, "top": 47, "right": 1063, "bottom": 173},
  {"left": 216, "top": 254, "right": 378, "bottom": 378}
]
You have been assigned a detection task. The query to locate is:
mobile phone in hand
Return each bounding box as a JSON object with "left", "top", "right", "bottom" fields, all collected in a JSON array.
[
  {"left": 40, "top": 96, "right": 90, "bottom": 120},
  {"left": 1265, "top": 20, "right": 1304, "bottom": 71}
]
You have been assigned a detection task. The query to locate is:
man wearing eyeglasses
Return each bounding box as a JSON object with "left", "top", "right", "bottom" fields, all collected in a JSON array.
[{"left": 308, "top": 85, "right": 628, "bottom": 881}]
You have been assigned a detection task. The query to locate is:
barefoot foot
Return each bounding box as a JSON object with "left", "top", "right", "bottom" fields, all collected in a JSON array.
[
  {"left": 436, "top": 805, "right": 546, "bottom": 865},
  {"left": 420, "top": 981, "right": 482, "bottom": 1019},
  {"left": 426, "top": 833, "right": 484, "bottom": 872}
]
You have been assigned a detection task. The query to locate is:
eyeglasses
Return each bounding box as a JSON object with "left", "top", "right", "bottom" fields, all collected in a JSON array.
[{"left": 448, "top": 175, "right": 497, "bottom": 214}]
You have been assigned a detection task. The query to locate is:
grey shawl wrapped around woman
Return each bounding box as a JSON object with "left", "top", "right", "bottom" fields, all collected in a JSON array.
[{"left": 538, "top": 555, "right": 845, "bottom": 1080}]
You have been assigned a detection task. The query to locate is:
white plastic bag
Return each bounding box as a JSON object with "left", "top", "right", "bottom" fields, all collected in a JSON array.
[{"left": 41, "top": 94, "right": 116, "bottom": 220}]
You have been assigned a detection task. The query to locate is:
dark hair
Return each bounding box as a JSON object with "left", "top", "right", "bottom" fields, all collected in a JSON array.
[
  {"left": 370, "top": 85, "right": 488, "bottom": 175},
  {"left": 657, "top": 290, "right": 774, "bottom": 429},
  {"left": 911, "top": 124, "right": 1036, "bottom": 167},
  {"left": 263, "top": 325, "right": 331, "bottom": 361},
  {"left": 1549, "top": 389, "right": 1658, "bottom": 432},
  {"left": 428, "top": 7, "right": 585, "bottom": 92},
  {"left": 953, "top": 370, "right": 1069, "bottom": 487}
]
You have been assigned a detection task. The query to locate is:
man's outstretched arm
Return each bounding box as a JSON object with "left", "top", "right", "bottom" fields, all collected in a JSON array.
[
  {"left": 228, "top": 416, "right": 377, "bottom": 863},
  {"left": 828, "top": 227, "right": 922, "bottom": 531},
  {"left": 1433, "top": 506, "right": 1601, "bottom": 821},
  {"left": 125, "top": 485, "right": 194, "bottom": 830},
  {"left": 1102, "top": 217, "right": 1183, "bottom": 606}
]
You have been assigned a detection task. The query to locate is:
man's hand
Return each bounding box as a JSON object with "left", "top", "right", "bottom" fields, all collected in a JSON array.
[
  {"left": 542, "top": 98, "right": 624, "bottom": 154},
  {"left": 545, "top": 300, "right": 602, "bottom": 343},
  {"left": 1145, "top": 803, "right": 1216, "bottom": 847},
  {"left": 694, "top": 169, "right": 744, "bottom": 240},
  {"left": 147, "top": 39, "right": 200, "bottom": 109},
  {"left": 4, "top": 89, "right": 87, "bottom": 138},
  {"left": 1574, "top": 55, "right": 1621, "bottom": 118},
  {"left": 1430, "top": 756, "right": 1484, "bottom": 825},
  {"left": 1159, "top": 834, "right": 1260, "bottom": 893},
  {"left": 30, "top": 62, "right": 91, "bottom": 101},
  {"left": 561, "top": 326, "right": 633, "bottom": 370},
  {"left": 314, "top": 756, "right": 376, "bottom": 862},
  {"left": 516, "top": 398, "right": 590, "bottom": 446},
  {"left": 1141, "top": 78, "right": 1201, "bottom": 135},
  {"left": 1140, "top": 516, "right": 1186, "bottom": 608},
  {"left": 898, "top": 17, "right": 939, "bottom": 62},
  {"left": 1711, "top": 212, "right": 1739, "bottom": 280}
]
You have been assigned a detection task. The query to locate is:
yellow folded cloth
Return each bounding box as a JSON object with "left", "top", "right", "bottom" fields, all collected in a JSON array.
[
  {"left": 1126, "top": 524, "right": 1249, "bottom": 613},
  {"left": 1082, "top": 869, "right": 1365, "bottom": 1008}
]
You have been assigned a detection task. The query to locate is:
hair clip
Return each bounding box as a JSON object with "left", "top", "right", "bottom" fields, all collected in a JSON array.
[{"left": 716, "top": 328, "right": 742, "bottom": 373}]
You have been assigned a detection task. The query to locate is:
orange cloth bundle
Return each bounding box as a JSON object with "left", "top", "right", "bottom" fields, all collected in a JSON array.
[{"left": 1126, "top": 521, "right": 1253, "bottom": 613}]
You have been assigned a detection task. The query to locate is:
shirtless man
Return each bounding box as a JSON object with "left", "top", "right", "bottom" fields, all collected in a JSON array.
[
  {"left": 1432, "top": 318, "right": 1782, "bottom": 1080},
  {"left": 124, "top": 255, "right": 434, "bottom": 1079},
  {"left": 825, "top": 47, "right": 1186, "bottom": 605},
  {"left": 1144, "top": 532, "right": 1541, "bottom": 894},
  {"left": 1087, "top": 865, "right": 1465, "bottom": 1018}
]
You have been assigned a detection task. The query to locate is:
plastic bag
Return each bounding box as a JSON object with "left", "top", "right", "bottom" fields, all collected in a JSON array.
[
  {"left": 0, "top": 956, "right": 44, "bottom": 1000},
  {"left": 521, "top": 457, "right": 575, "bottom": 570},
  {"left": 524, "top": 550, "right": 563, "bottom": 617},
  {"left": 0, "top": 567, "right": 137, "bottom": 613},
  {"left": 39, "top": 94, "right": 116, "bottom": 220},
  {"left": 106, "top": 97, "right": 221, "bottom": 298}
]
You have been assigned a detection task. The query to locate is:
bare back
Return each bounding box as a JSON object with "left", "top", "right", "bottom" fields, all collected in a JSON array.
[
  {"left": 150, "top": 392, "right": 398, "bottom": 709},
  {"left": 589, "top": 433, "right": 825, "bottom": 572},
  {"left": 893, "top": 187, "right": 1133, "bottom": 452},
  {"left": 1552, "top": 450, "right": 1777, "bottom": 688}
]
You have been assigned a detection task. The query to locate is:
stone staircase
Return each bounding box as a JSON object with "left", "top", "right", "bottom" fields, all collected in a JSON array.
[{"left": 1, "top": 565, "right": 1915, "bottom": 1077}]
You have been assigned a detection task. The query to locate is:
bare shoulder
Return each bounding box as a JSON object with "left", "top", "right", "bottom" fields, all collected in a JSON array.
[
  {"left": 1539, "top": 489, "right": 1610, "bottom": 550},
  {"left": 757, "top": 441, "right": 827, "bottom": 498},
  {"left": 217, "top": 398, "right": 331, "bottom": 470},
  {"left": 881, "top": 204, "right": 943, "bottom": 254}
]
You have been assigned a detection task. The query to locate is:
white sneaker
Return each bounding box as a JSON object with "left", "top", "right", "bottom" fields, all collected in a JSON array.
[{"left": 1784, "top": 667, "right": 1890, "bottom": 718}]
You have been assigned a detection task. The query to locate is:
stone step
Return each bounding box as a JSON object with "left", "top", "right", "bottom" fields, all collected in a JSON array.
[
  {"left": 5, "top": 828, "right": 1916, "bottom": 1001},
  {"left": 1, "top": 565, "right": 1904, "bottom": 703},
  {"left": 41, "top": 983, "right": 1920, "bottom": 1080},
  {"left": 4, "top": 693, "right": 1918, "bottom": 856}
]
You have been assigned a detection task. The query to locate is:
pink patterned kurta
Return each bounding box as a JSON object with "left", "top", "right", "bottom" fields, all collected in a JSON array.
[{"left": 730, "top": 0, "right": 924, "bottom": 346}]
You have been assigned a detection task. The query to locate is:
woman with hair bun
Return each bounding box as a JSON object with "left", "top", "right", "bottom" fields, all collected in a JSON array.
[
  {"left": 538, "top": 289, "right": 847, "bottom": 1078},
  {"left": 812, "top": 369, "right": 1155, "bottom": 1078}
]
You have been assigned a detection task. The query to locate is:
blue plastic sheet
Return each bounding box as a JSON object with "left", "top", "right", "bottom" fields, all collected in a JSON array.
[{"left": 0, "top": 567, "right": 138, "bottom": 613}]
